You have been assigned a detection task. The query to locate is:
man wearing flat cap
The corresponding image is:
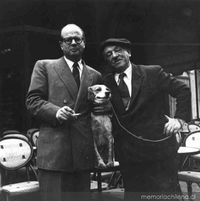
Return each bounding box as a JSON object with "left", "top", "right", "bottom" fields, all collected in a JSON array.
[{"left": 100, "top": 38, "right": 191, "bottom": 200}]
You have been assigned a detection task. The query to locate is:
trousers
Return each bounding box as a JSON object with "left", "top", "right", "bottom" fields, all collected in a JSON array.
[
  {"left": 120, "top": 156, "right": 181, "bottom": 201},
  {"left": 38, "top": 169, "right": 91, "bottom": 201}
]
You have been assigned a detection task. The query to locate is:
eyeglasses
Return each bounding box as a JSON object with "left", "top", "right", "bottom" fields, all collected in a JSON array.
[{"left": 62, "top": 37, "right": 83, "bottom": 45}]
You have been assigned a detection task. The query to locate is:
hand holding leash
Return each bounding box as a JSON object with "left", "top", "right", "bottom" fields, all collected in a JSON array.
[
  {"left": 164, "top": 115, "right": 182, "bottom": 136},
  {"left": 56, "top": 106, "right": 75, "bottom": 122}
]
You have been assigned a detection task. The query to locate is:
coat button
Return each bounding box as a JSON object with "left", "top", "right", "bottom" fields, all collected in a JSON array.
[{"left": 63, "top": 99, "right": 67, "bottom": 104}]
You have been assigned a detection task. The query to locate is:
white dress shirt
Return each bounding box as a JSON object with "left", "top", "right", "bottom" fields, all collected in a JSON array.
[
  {"left": 64, "top": 56, "right": 83, "bottom": 79},
  {"left": 114, "top": 63, "right": 132, "bottom": 97}
]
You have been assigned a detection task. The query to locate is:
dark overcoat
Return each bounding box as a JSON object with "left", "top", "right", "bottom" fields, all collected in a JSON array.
[
  {"left": 103, "top": 64, "right": 191, "bottom": 167},
  {"left": 26, "top": 57, "right": 102, "bottom": 172}
]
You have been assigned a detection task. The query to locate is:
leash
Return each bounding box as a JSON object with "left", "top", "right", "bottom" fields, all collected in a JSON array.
[{"left": 111, "top": 104, "right": 173, "bottom": 143}]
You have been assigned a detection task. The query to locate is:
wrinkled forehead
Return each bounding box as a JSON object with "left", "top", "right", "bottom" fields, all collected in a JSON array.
[{"left": 61, "top": 25, "right": 83, "bottom": 38}]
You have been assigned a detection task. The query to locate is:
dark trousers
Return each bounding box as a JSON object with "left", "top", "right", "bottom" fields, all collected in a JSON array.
[
  {"left": 120, "top": 156, "right": 181, "bottom": 201},
  {"left": 38, "top": 169, "right": 91, "bottom": 201}
]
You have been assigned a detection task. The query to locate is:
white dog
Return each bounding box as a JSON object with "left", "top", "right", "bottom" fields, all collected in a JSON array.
[{"left": 88, "top": 84, "right": 114, "bottom": 168}]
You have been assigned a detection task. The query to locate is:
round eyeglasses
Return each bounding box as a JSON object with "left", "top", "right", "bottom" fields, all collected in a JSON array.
[{"left": 62, "top": 37, "right": 83, "bottom": 45}]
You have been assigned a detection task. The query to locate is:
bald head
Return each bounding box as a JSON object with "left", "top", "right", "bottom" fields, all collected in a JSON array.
[
  {"left": 61, "top": 24, "right": 85, "bottom": 41},
  {"left": 60, "top": 24, "right": 86, "bottom": 62}
]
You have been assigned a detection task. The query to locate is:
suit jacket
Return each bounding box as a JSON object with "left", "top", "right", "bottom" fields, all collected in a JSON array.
[
  {"left": 26, "top": 57, "right": 102, "bottom": 172},
  {"left": 103, "top": 64, "right": 191, "bottom": 164}
]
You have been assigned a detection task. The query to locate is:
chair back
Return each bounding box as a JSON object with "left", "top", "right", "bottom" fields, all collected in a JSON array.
[
  {"left": 26, "top": 128, "right": 39, "bottom": 147},
  {"left": 187, "top": 123, "right": 200, "bottom": 133},
  {"left": 184, "top": 131, "right": 200, "bottom": 148},
  {"left": 31, "top": 131, "right": 39, "bottom": 147},
  {"left": 0, "top": 136, "right": 33, "bottom": 170},
  {"left": 2, "top": 130, "right": 21, "bottom": 135},
  {"left": 2, "top": 130, "right": 29, "bottom": 142}
]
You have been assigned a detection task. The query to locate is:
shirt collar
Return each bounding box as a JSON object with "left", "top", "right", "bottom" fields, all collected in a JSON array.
[
  {"left": 115, "top": 62, "right": 132, "bottom": 83},
  {"left": 124, "top": 63, "right": 132, "bottom": 78},
  {"left": 64, "top": 56, "right": 83, "bottom": 72}
]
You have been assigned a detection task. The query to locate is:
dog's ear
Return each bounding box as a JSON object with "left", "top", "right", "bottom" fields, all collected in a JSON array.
[{"left": 88, "top": 87, "right": 93, "bottom": 100}]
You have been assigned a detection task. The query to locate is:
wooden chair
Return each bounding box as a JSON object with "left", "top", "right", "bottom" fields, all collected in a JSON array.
[
  {"left": 0, "top": 136, "right": 39, "bottom": 201},
  {"left": 178, "top": 130, "right": 200, "bottom": 198},
  {"left": 92, "top": 161, "right": 122, "bottom": 192},
  {"left": 90, "top": 180, "right": 108, "bottom": 192}
]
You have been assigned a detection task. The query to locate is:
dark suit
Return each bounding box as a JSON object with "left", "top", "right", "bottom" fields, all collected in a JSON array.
[
  {"left": 26, "top": 57, "right": 102, "bottom": 200},
  {"left": 103, "top": 64, "right": 191, "bottom": 199}
]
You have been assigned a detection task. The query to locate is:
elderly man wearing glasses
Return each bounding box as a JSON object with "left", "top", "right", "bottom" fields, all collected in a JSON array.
[{"left": 26, "top": 24, "right": 102, "bottom": 201}]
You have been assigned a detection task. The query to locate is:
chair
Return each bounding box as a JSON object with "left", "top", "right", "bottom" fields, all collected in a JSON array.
[
  {"left": 1, "top": 130, "right": 29, "bottom": 142},
  {"left": 178, "top": 131, "right": 200, "bottom": 198},
  {"left": 26, "top": 128, "right": 39, "bottom": 147},
  {"left": 0, "top": 136, "right": 39, "bottom": 201},
  {"left": 90, "top": 180, "right": 108, "bottom": 192},
  {"left": 184, "top": 131, "right": 200, "bottom": 167},
  {"left": 26, "top": 128, "right": 40, "bottom": 167},
  {"left": 178, "top": 171, "right": 200, "bottom": 198},
  {"left": 184, "top": 131, "right": 200, "bottom": 148},
  {"left": 187, "top": 122, "right": 200, "bottom": 133},
  {"left": 91, "top": 161, "right": 122, "bottom": 192}
]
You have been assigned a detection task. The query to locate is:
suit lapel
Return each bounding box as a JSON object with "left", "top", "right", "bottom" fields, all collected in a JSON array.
[
  {"left": 129, "top": 64, "right": 144, "bottom": 107},
  {"left": 53, "top": 57, "right": 78, "bottom": 101},
  {"left": 105, "top": 74, "right": 125, "bottom": 115},
  {"left": 106, "top": 64, "right": 144, "bottom": 114},
  {"left": 74, "top": 62, "right": 93, "bottom": 112}
]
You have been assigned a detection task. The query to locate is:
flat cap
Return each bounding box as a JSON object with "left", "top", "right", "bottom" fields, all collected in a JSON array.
[{"left": 100, "top": 38, "right": 132, "bottom": 53}]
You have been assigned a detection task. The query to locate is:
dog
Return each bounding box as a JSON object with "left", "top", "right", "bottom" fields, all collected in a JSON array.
[{"left": 88, "top": 84, "right": 114, "bottom": 168}]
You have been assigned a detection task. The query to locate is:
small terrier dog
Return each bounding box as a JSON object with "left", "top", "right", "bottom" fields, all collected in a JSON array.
[{"left": 88, "top": 84, "right": 114, "bottom": 168}]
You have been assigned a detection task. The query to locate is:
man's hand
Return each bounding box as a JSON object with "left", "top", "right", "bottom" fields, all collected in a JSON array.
[
  {"left": 163, "top": 115, "right": 184, "bottom": 136},
  {"left": 56, "top": 106, "right": 75, "bottom": 123},
  {"left": 92, "top": 101, "right": 112, "bottom": 115}
]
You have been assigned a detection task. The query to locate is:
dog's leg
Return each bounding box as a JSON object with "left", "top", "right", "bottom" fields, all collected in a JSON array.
[
  {"left": 94, "top": 141, "right": 107, "bottom": 168},
  {"left": 106, "top": 136, "right": 114, "bottom": 168}
]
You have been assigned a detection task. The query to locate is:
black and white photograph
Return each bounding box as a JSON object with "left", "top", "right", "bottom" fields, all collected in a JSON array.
[{"left": 0, "top": 0, "right": 200, "bottom": 201}]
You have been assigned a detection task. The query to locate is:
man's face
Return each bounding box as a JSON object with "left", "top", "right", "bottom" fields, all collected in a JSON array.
[
  {"left": 103, "top": 45, "right": 131, "bottom": 73},
  {"left": 60, "top": 25, "right": 85, "bottom": 61}
]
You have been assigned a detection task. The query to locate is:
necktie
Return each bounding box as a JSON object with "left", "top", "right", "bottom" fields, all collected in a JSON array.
[
  {"left": 118, "top": 73, "right": 130, "bottom": 108},
  {"left": 72, "top": 62, "right": 80, "bottom": 89}
]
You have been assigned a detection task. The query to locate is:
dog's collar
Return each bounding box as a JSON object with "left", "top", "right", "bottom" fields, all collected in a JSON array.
[{"left": 92, "top": 111, "right": 113, "bottom": 116}]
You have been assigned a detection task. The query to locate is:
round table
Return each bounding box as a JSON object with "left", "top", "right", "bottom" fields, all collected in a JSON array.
[
  {"left": 178, "top": 146, "right": 200, "bottom": 170},
  {"left": 178, "top": 146, "right": 200, "bottom": 155}
]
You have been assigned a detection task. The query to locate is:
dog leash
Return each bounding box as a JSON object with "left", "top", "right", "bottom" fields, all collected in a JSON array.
[{"left": 110, "top": 104, "right": 173, "bottom": 143}]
